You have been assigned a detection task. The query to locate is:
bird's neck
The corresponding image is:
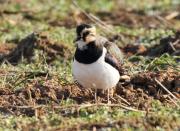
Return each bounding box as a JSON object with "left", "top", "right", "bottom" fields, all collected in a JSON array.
[{"left": 75, "top": 41, "right": 103, "bottom": 64}]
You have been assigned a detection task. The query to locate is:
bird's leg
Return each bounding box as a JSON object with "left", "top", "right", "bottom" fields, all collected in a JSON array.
[
  {"left": 111, "top": 88, "right": 114, "bottom": 98},
  {"left": 107, "top": 88, "right": 110, "bottom": 104},
  {"left": 107, "top": 88, "right": 114, "bottom": 104},
  {"left": 94, "top": 88, "right": 97, "bottom": 103}
]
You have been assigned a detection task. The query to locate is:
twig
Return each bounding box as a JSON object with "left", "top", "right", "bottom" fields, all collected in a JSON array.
[
  {"left": 89, "top": 13, "right": 116, "bottom": 34},
  {"left": 89, "top": 13, "right": 108, "bottom": 27},
  {"left": 155, "top": 78, "right": 179, "bottom": 103},
  {"left": 172, "top": 39, "right": 180, "bottom": 46},
  {"left": 169, "top": 42, "right": 176, "bottom": 51},
  {"left": 154, "top": 15, "right": 170, "bottom": 26},
  {"left": 165, "top": 11, "right": 179, "bottom": 20},
  {"left": 115, "top": 94, "right": 130, "bottom": 106},
  {"left": 167, "top": 95, "right": 180, "bottom": 108},
  {"left": 27, "top": 87, "right": 33, "bottom": 104}
]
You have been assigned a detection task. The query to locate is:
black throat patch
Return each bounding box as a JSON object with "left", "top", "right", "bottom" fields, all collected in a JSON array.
[{"left": 74, "top": 41, "right": 103, "bottom": 64}]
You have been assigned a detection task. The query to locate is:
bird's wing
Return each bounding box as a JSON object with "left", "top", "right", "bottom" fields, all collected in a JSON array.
[
  {"left": 105, "top": 41, "right": 124, "bottom": 64},
  {"left": 105, "top": 53, "right": 119, "bottom": 70},
  {"left": 96, "top": 36, "right": 124, "bottom": 73}
]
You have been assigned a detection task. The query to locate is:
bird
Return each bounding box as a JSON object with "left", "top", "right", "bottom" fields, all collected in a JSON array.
[{"left": 72, "top": 23, "right": 123, "bottom": 104}]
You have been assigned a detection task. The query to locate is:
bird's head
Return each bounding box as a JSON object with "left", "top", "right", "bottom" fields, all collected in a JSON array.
[{"left": 75, "top": 24, "right": 96, "bottom": 44}]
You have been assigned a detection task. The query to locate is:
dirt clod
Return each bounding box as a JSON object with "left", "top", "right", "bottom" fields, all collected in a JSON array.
[
  {"left": 0, "top": 32, "right": 72, "bottom": 64},
  {"left": 145, "top": 31, "right": 180, "bottom": 56}
]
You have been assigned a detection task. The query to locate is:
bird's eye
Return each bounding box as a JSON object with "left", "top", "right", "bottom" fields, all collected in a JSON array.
[
  {"left": 82, "top": 31, "right": 90, "bottom": 41},
  {"left": 83, "top": 31, "right": 90, "bottom": 36}
]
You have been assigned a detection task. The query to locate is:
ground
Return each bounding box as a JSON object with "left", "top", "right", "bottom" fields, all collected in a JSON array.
[{"left": 0, "top": 0, "right": 180, "bottom": 130}]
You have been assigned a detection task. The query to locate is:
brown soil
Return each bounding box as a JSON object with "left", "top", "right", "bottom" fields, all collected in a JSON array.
[
  {"left": 0, "top": 68, "right": 178, "bottom": 116},
  {"left": 121, "top": 44, "right": 147, "bottom": 57},
  {"left": 48, "top": 12, "right": 77, "bottom": 29},
  {"left": 120, "top": 30, "right": 180, "bottom": 57},
  {"left": 0, "top": 43, "right": 16, "bottom": 55},
  {"left": 96, "top": 8, "right": 173, "bottom": 28},
  {"left": 144, "top": 30, "right": 180, "bottom": 56}
]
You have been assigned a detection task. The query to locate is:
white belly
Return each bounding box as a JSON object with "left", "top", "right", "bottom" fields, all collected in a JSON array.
[{"left": 72, "top": 55, "right": 120, "bottom": 90}]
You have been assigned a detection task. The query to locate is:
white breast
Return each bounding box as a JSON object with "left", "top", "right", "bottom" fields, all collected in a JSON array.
[{"left": 72, "top": 48, "right": 120, "bottom": 89}]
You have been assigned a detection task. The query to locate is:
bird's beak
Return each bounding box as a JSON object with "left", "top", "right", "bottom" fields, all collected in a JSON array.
[{"left": 73, "top": 38, "right": 77, "bottom": 43}]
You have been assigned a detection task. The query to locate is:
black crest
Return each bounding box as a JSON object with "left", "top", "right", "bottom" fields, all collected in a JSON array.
[{"left": 76, "top": 24, "right": 92, "bottom": 37}]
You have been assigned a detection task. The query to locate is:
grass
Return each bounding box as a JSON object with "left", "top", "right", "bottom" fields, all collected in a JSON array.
[
  {"left": 0, "top": 102, "right": 179, "bottom": 130},
  {"left": 0, "top": 0, "right": 179, "bottom": 130}
]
